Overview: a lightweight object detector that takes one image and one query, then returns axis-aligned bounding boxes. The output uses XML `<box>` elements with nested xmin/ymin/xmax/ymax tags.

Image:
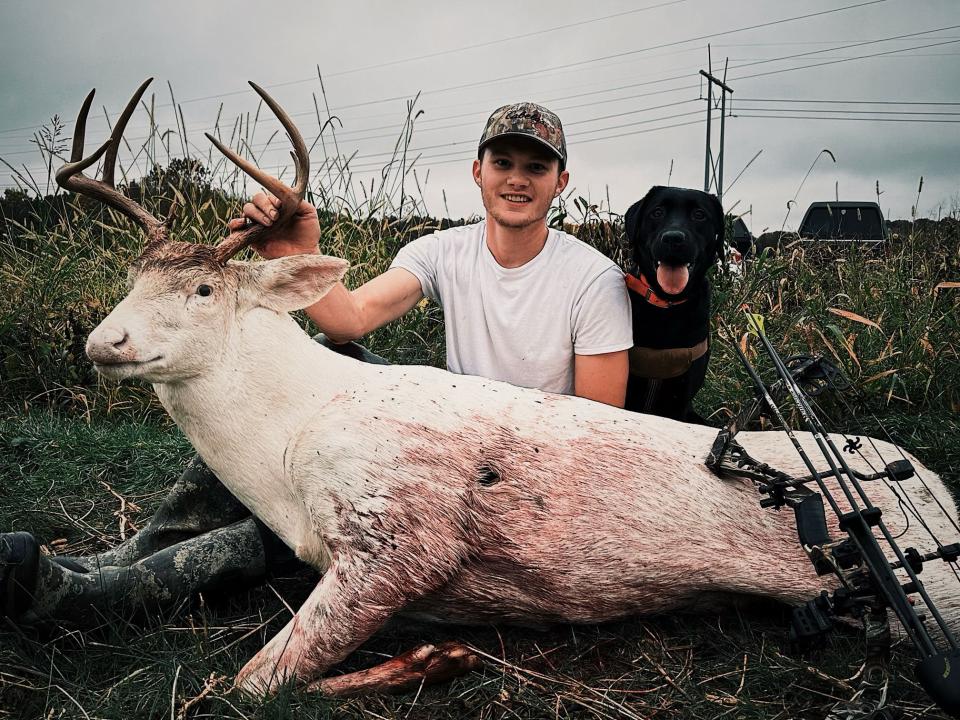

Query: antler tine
<box><xmin>252</xmin><ymin>81</ymin><xmax>309</xmax><ymax>197</ymax></box>
<box><xmin>69</xmin><ymin>89</ymin><xmax>97</xmax><ymax>163</ymax></box>
<box><xmin>56</xmin><ymin>78</ymin><xmax>169</xmax><ymax>245</ymax></box>
<box><xmin>207</xmin><ymin>81</ymin><xmax>310</xmax><ymax>264</ymax></box>
<box><xmin>103</xmin><ymin>77</ymin><xmax>153</xmax><ymax>188</ymax></box>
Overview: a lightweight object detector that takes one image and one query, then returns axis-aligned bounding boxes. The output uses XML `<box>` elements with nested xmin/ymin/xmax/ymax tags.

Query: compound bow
<box><xmin>707</xmin><ymin>313</ymin><xmax>960</xmax><ymax>718</ymax></box>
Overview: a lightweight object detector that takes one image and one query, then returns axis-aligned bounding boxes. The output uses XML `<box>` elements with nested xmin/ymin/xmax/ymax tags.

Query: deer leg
<box><xmin>309</xmin><ymin>640</ymin><xmax>480</xmax><ymax>696</ymax></box>
<box><xmin>234</xmin><ymin>550</ymin><xmax>457</xmax><ymax>697</ymax></box>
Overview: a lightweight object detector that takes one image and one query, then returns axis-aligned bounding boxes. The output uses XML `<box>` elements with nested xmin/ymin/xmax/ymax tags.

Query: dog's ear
<box><xmin>625</xmin><ymin>186</ymin><xmax>662</xmax><ymax>242</ymax></box>
<box><xmin>707</xmin><ymin>192</ymin><xmax>725</xmax><ymax>263</ymax></box>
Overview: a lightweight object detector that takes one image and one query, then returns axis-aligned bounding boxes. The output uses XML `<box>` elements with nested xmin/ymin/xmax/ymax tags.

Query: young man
<box><xmin>1</xmin><ymin>103</ymin><xmax>632</xmax><ymax>621</ymax></box>
<box><xmin>234</xmin><ymin>101</ymin><xmax>631</xmax><ymax>405</ymax></box>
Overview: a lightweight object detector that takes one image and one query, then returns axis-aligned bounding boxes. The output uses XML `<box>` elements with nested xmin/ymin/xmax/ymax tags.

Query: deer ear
<box><xmin>246</xmin><ymin>254</ymin><xmax>349</xmax><ymax>313</ymax></box>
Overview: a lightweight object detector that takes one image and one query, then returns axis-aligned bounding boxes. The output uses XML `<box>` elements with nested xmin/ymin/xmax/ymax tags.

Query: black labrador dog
<box><xmin>622</xmin><ymin>186</ymin><xmax>724</xmax><ymax>422</ymax></box>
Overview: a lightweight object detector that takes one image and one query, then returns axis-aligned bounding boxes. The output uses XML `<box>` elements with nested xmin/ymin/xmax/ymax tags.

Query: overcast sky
<box><xmin>1</xmin><ymin>0</ymin><xmax>958</xmax><ymax>234</ymax></box>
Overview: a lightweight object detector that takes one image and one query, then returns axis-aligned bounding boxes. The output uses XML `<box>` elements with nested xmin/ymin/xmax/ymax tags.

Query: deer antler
<box><xmin>206</xmin><ymin>82</ymin><xmax>309</xmax><ymax>265</ymax></box>
<box><xmin>56</xmin><ymin>78</ymin><xmax>169</xmax><ymax>249</ymax></box>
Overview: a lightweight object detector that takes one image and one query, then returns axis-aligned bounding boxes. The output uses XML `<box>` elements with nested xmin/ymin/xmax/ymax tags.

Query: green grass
<box><xmin>0</xmin><ymin>414</ymin><xmax>190</xmax><ymax>556</ymax></box>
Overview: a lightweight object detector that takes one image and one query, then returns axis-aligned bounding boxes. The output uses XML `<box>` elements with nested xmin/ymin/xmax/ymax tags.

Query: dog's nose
<box><xmin>660</xmin><ymin>230</ymin><xmax>686</xmax><ymax>246</ymax></box>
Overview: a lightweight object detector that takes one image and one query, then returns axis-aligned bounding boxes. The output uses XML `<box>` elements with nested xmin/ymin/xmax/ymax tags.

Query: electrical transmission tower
<box><xmin>701</xmin><ymin>47</ymin><xmax>733</xmax><ymax>203</ymax></box>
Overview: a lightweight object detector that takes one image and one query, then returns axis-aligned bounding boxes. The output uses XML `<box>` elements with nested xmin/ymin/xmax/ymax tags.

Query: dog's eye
<box><xmin>651</xmin><ymin>207</ymin><xmax>665</xmax><ymax>219</ymax></box>
<box><xmin>196</xmin><ymin>284</ymin><xmax>213</xmax><ymax>297</ymax></box>
<box><xmin>692</xmin><ymin>209</ymin><xmax>707</xmax><ymax>221</ymax></box>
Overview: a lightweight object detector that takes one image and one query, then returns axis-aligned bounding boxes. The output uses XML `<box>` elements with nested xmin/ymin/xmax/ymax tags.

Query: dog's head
<box><xmin>624</xmin><ymin>186</ymin><xmax>724</xmax><ymax>299</ymax></box>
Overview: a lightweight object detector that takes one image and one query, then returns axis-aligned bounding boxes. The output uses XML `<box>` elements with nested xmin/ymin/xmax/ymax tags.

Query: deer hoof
<box><xmin>235</xmin><ymin>650</ymin><xmax>300</xmax><ymax>698</ymax></box>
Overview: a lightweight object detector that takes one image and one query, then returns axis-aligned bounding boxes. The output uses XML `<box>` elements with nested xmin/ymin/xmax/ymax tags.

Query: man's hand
<box><xmin>226</xmin><ymin>191</ymin><xmax>321</xmax><ymax>260</ymax></box>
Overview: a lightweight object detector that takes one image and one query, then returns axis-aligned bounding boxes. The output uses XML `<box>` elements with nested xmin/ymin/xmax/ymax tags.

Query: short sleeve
<box><xmin>571</xmin><ymin>266</ymin><xmax>633</xmax><ymax>355</ymax></box>
<box><xmin>390</xmin><ymin>233</ymin><xmax>441</xmax><ymax>301</ymax></box>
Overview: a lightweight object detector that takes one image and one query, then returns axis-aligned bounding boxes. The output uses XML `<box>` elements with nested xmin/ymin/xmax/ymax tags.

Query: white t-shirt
<box><xmin>390</xmin><ymin>221</ymin><xmax>633</xmax><ymax>395</ymax></box>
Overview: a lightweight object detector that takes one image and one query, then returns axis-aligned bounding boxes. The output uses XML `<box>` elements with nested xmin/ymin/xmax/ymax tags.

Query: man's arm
<box><xmin>574</xmin><ymin>350</ymin><xmax>629</xmax><ymax>408</ymax></box>
<box><xmin>230</xmin><ymin>193</ymin><xmax>424</xmax><ymax>343</ymax></box>
<box><xmin>570</xmin><ymin>264</ymin><xmax>633</xmax><ymax>408</ymax></box>
<box><xmin>303</xmin><ymin>268</ymin><xmax>424</xmax><ymax>343</ymax></box>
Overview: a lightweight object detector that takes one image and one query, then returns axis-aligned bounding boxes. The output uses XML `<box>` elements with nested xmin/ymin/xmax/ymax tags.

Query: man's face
<box><xmin>473</xmin><ymin>138</ymin><xmax>569</xmax><ymax>230</ymax></box>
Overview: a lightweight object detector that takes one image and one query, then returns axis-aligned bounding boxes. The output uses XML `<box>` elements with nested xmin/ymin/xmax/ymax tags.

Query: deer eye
<box><xmin>196</xmin><ymin>284</ymin><xmax>212</xmax><ymax>297</ymax></box>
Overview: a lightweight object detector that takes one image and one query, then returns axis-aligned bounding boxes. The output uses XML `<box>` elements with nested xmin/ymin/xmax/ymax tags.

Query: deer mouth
<box><xmin>93</xmin><ymin>356</ymin><xmax>164</xmax><ymax>378</ymax></box>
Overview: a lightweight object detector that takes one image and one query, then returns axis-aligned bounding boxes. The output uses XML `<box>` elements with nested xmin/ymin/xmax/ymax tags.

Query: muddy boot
<box><xmin>1</xmin><ymin>532</ymin><xmax>40</xmax><ymax>618</ymax></box>
<box><xmin>19</xmin><ymin>517</ymin><xmax>290</xmax><ymax>623</ymax></box>
<box><xmin>56</xmin><ymin>455</ymin><xmax>251</xmax><ymax>572</ymax></box>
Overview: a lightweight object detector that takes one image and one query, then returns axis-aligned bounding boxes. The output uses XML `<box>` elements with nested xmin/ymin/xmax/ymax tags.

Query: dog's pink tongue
<box><xmin>656</xmin><ymin>264</ymin><xmax>689</xmax><ymax>295</ymax></box>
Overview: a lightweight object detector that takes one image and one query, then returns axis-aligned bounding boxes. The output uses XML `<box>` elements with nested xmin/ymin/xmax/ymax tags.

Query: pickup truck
<box><xmin>797</xmin><ymin>201</ymin><xmax>888</xmax><ymax>245</ymax></box>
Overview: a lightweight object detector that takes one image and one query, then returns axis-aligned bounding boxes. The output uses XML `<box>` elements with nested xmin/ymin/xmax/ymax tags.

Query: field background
<box><xmin>1</xmin><ymin>154</ymin><xmax>959</xmax><ymax>719</ymax></box>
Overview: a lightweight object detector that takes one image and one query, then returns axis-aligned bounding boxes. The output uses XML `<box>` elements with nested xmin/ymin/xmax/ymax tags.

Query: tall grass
<box><xmin>4</xmin><ymin>176</ymin><xmax>957</xmax><ymax>451</ymax></box>
<box><xmin>2</xmin><ymin>88</ymin><xmax>957</xmax><ymax>425</ymax></box>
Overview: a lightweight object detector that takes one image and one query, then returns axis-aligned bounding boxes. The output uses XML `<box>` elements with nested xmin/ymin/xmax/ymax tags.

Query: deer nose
<box><xmin>86</xmin><ymin>326</ymin><xmax>133</xmax><ymax>364</ymax></box>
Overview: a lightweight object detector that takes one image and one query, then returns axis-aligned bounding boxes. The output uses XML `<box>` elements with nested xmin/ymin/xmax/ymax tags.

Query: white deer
<box><xmin>60</xmin><ymin>80</ymin><xmax>960</xmax><ymax>698</ymax></box>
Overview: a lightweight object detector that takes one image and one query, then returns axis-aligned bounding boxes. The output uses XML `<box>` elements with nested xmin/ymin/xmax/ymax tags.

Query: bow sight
<box><xmin>708</xmin><ymin>314</ymin><xmax>960</xmax><ymax>718</ymax></box>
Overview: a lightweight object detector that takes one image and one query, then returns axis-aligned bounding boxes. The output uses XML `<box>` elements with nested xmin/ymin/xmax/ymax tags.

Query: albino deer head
<box><xmin>58</xmin><ymin>79</ymin><xmax>347</xmax><ymax>383</ymax></box>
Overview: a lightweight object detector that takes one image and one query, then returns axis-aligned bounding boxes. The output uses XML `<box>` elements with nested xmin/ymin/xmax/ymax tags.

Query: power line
<box><xmin>0</xmin><ymin>98</ymin><xmax>706</xmax><ymax>161</ymax></box>
<box><xmin>738</xmin><ymin>98</ymin><xmax>960</xmax><ymax>105</ymax></box>
<box><xmin>0</xmin><ymin>0</ymin><xmax>894</xmax><ymax>137</ymax></box>
<box><xmin>164</xmin><ymin>0</ymin><xmax>692</xmax><ymax>107</ymax></box>
<box><xmin>120</xmin><ymin>25</ymin><xmax>960</xmax><ymax>152</ymax></box>
<box><xmin>0</xmin><ymin>50</ymin><xmax>703</xmax><ymax>149</ymax></box>
<box><xmin>22</xmin><ymin>19</ymin><xmax>946</xmax><ymax>163</ymax></box>
<box><xmin>413</xmin><ymin>24</ymin><xmax>960</xmax><ymax>133</ymax></box>
<box><xmin>328</xmin><ymin>0</ymin><xmax>896</xmax><ymax>110</ymax></box>
<box><xmin>343</xmin><ymin>100</ymin><xmax>705</xmax><ymax>162</ymax></box>
<box><xmin>161</xmin><ymin>0</ymin><xmax>899</xmax><ymax>112</ymax></box>
<box><xmin>1</xmin><ymin>113</ymin><xmax>710</xmax><ymax>187</ymax></box>
<box><xmin>723</xmin><ymin>24</ymin><xmax>960</xmax><ymax>75</ymax></box>
<box><xmin>331</xmin><ymin>117</ymin><xmax>712</xmax><ymax>174</ymax></box>
<box><xmin>7</xmin><ymin>106</ymin><xmax>960</xmax><ymax>192</ymax></box>
<box><xmin>345</xmin><ymin>108</ymin><xmax>706</xmax><ymax>166</ymax></box>
<box><xmin>730</xmin><ymin>52</ymin><xmax>960</xmax><ymax>60</ymax></box>
<box><xmin>735</xmin><ymin>113</ymin><xmax>960</xmax><ymax>123</ymax></box>
<box><xmin>741</xmin><ymin>108</ymin><xmax>960</xmax><ymax>116</ymax></box>
<box><xmin>0</xmin><ymin>4</ymin><xmax>691</xmax><ymax>137</ymax></box>
<box><xmin>730</xmin><ymin>37</ymin><xmax>960</xmax><ymax>83</ymax></box>
<box><xmin>21</xmin><ymin>35</ymin><xmax>945</xmax><ymax>147</ymax></box>
<box><xmin>225</xmin><ymin>34</ymin><xmax>960</xmax><ymax>166</ymax></box>
<box><xmin>714</xmin><ymin>36</ymin><xmax>960</xmax><ymax>46</ymax></box>
<box><xmin>0</xmin><ymin>42</ymin><xmax>712</xmax><ymax>152</ymax></box>
<box><xmin>8</xmin><ymin>53</ymin><xmax>957</xmax><ymax>179</ymax></box>
<box><xmin>302</xmin><ymin>0</ymin><xmax>690</xmax><ymax>81</ymax></box>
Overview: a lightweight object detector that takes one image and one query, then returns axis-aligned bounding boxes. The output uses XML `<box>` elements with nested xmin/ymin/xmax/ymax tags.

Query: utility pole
<box><xmin>700</xmin><ymin>47</ymin><xmax>733</xmax><ymax>203</ymax></box>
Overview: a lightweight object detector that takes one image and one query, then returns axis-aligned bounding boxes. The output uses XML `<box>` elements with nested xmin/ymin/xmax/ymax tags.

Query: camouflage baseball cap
<box><xmin>478</xmin><ymin>102</ymin><xmax>567</xmax><ymax>170</ymax></box>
